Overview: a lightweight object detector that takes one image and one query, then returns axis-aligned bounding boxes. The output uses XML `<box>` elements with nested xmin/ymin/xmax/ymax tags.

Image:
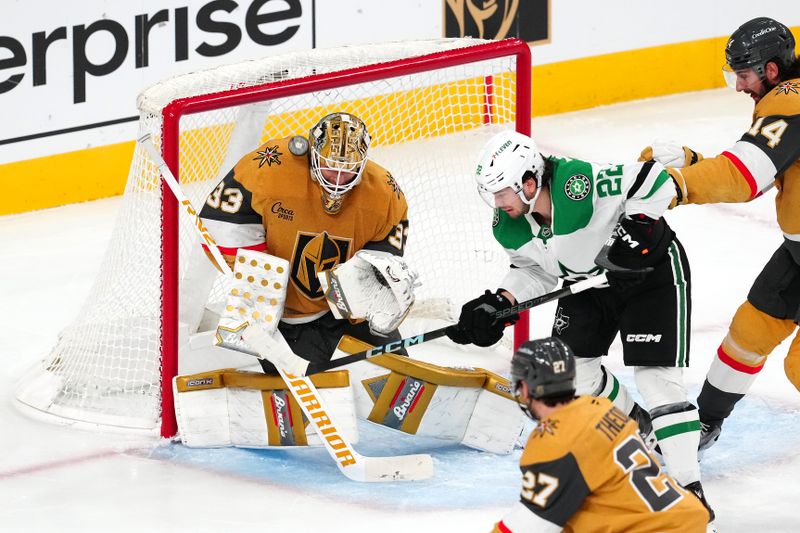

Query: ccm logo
<box><xmin>626</xmin><ymin>334</ymin><xmax>662</xmax><ymax>343</ymax></box>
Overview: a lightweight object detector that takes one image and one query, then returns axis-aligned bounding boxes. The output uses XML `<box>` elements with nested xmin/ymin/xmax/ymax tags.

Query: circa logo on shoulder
<box><xmin>564</xmin><ymin>174</ymin><xmax>591</xmax><ymax>201</ymax></box>
<box><xmin>271</xmin><ymin>201</ymin><xmax>294</xmax><ymax>221</ymax></box>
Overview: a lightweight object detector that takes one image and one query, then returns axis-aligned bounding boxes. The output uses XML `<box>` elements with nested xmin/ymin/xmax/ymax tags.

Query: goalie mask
<box><xmin>475</xmin><ymin>130</ymin><xmax>546</xmax><ymax>209</ymax></box>
<box><xmin>310</xmin><ymin>112</ymin><xmax>371</xmax><ymax>214</ymax></box>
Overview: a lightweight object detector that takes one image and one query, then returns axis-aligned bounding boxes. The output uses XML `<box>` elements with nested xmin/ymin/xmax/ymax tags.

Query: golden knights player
<box><xmin>643</xmin><ymin>17</ymin><xmax>800</xmax><ymax>450</ymax></box>
<box><xmin>199</xmin><ymin>112</ymin><xmax>416</xmax><ymax>373</ymax></box>
<box><xmin>447</xmin><ymin>131</ymin><xmax>714</xmax><ymax>519</ymax></box>
<box><xmin>494</xmin><ymin>337</ymin><xmax>709</xmax><ymax>533</ymax></box>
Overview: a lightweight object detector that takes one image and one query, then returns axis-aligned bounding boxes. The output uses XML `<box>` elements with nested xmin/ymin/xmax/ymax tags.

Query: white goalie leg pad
<box><xmin>319</xmin><ymin>250</ymin><xmax>419</xmax><ymax>335</ymax></box>
<box><xmin>173</xmin><ymin>369</ymin><xmax>357</xmax><ymax>448</ymax></box>
<box><xmin>461</xmin><ymin>374</ymin><xmax>527</xmax><ymax>455</ymax></box>
<box><xmin>215</xmin><ymin>249</ymin><xmax>290</xmax><ymax>356</ymax></box>
<box><xmin>333</xmin><ymin>336</ymin><xmax>524</xmax><ymax>454</ymax></box>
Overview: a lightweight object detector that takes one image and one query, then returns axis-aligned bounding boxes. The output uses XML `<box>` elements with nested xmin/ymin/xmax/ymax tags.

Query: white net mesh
<box><xmin>16</xmin><ymin>38</ymin><xmax>527</xmax><ymax>434</ymax></box>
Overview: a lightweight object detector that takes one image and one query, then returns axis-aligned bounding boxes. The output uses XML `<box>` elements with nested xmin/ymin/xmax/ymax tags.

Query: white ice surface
<box><xmin>1</xmin><ymin>88</ymin><xmax>798</xmax><ymax>532</ymax></box>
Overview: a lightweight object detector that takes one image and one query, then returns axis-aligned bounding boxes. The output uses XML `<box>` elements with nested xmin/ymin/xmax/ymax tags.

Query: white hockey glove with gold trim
<box><xmin>319</xmin><ymin>250</ymin><xmax>419</xmax><ymax>336</ymax></box>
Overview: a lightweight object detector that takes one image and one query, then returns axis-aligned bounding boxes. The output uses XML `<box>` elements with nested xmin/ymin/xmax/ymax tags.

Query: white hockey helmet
<box><xmin>310</xmin><ymin>112</ymin><xmax>371</xmax><ymax>214</ymax></box>
<box><xmin>474</xmin><ymin>130</ymin><xmax>546</xmax><ymax>208</ymax></box>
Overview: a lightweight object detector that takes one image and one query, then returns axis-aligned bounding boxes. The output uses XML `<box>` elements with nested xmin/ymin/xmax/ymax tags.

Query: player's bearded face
<box><xmin>492</xmin><ymin>186</ymin><xmax>529</xmax><ymax>218</ymax></box>
<box><xmin>514</xmin><ymin>382</ymin><xmax>541</xmax><ymax>421</ymax></box>
<box><xmin>723</xmin><ymin>65</ymin><xmax>769</xmax><ymax>103</ymax></box>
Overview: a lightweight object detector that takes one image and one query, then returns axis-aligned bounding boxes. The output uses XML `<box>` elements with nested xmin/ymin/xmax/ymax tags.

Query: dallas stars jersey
<box><xmin>494</xmin><ymin>157</ymin><xmax>675</xmax><ymax>303</ymax></box>
<box><xmin>668</xmin><ymin>78</ymin><xmax>800</xmax><ymax>240</ymax></box>
<box><xmin>494</xmin><ymin>397</ymin><xmax>708</xmax><ymax>533</ymax></box>
<box><xmin>199</xmin><ymin>136</ymin><xmax>409</xmax><ymax>320</ymax></box>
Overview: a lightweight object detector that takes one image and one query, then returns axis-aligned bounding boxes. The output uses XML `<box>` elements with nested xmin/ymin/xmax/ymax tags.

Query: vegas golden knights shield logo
<box><xmin>443</xmin><ymin>0</ymin><xmax>550</xmax><ymax>45</ymax></box>
<box><xmin>290</xmin><ymin>231</ymin><xmax>351</xmax><ymax>299</ymax></box>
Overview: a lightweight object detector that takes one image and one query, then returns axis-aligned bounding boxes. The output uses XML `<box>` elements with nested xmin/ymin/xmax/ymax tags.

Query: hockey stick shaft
<box><xmin>139</xmin><ymin>135</ymin><xmax>432</xmax><ymax>482</ymax></box>
<box><xmin>311</xmin><ymin>273</ymin><xmax>609</xmax><ymax>373</ymax></box>
<box><xmin>139</xmin><ymin>134</ymin><xmax>229</xmax><ymax>274</ymax></box>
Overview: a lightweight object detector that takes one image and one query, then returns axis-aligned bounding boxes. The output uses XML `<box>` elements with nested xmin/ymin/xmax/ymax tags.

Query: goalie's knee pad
<box><xmin>634</xmin><ymin>366</ymin><xmax>688</xmax><ymax>409</ymax></box>
<box><xmin>336</xmin><ymin>336</ymin><xmax>525</xmax><ymax>454</ymax></box>
<box><xmin>173</xmin><ymin>369</ymin><xmax>356</xmax><ymax>448</ymax></box>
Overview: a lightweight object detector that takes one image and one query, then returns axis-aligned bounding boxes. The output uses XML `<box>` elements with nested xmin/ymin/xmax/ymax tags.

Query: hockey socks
<box><xmin>596</xmin><ymin>365</ymin><xmax>636</xmax><ymax>415</ymax></box>
<box><xmin>698</xmin><ymin>340</ymin><xmax>764</xmax><ymax>423</ymax></box>
<box><xmin>650</xmin><ymin>402</ymin><xmax>701</xmax><ymax>486</ymax></box>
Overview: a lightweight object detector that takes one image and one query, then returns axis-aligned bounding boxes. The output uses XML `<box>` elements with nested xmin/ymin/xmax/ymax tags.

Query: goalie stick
<box><xmin>139</xmin><ymin>134</ymin><xmax>433</xmax><ymax>482</ymax></box>
<box><xmin>243</xmin><ymin>273</ymin><xmax>610</xmax><ymax>378</ymax></box>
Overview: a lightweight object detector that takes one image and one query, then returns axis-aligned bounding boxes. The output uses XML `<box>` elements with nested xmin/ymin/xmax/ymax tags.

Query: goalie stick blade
<box><xmin>357</xmin><ymin>452</ymin><xmax>434</xmax><ymax>482</ymax></box>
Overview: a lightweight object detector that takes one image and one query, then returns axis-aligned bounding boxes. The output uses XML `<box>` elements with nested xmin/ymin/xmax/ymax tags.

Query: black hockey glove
<box><xmin>596</xmin><ymin>214</ymin><xmax>673</xmax><ymax>291</ymax></box>
<box><xmin>445</xmin><ymin>290</ymin><xmax>518</xmax><ymax>347</ymax></box>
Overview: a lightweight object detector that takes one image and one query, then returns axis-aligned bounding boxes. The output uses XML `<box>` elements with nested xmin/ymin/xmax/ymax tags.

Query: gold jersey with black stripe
<box><xmin>199</xmin><ymin>136</ymin><xmax>409</xmax><ymax>319</ymax></box>
<box><xmin>668</xmin><ymin>78</ymin><xmax>800</xmax><ymax>239</ymax></box>
<box><xmin>494</xmin><ymin>396</ymin><xmax>708</xmax><ymax>533</ymax></box>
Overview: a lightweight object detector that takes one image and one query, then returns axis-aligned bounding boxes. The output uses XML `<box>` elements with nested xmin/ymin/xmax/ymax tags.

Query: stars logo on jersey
<box><xmin>564</xmin><ymin>174</ymin><xmax>591</xmax><ymax>201</ymax></box>
<box><xmin>554</xmin><ymin>307</ymin><xmax>570</xmax><ymax>334</ymax></box>
<box><xmin>254</xmin><ymin>145</ymin><xmax>283</xmax><ymax>168</ymax></box>
<box><xmin>558</xmin><ymin>262</ymin><xmax>603</xmax><ymax>281</ymax></box>
<box><xmin>290</xmin><ymin>231</ymin><xmax>351</xmax><ymax>298</ymax></box>
<box><xmin>775</xmin><ymin>81</ymin><xmax>800</xmax><ymax>96</ymax></box>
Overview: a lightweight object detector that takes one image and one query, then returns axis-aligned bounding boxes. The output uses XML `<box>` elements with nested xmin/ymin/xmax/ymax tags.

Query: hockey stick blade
<box><xmin>311</xmin><ymin>273</ymin><xmax>610</xmax><ymax>374</ymax></box>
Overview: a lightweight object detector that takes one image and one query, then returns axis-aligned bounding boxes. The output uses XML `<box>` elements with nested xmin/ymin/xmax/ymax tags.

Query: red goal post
<box><xmin>16</xmin><ymin>38</ymin><xmax>532</xmax><ymax>438</ymax></box>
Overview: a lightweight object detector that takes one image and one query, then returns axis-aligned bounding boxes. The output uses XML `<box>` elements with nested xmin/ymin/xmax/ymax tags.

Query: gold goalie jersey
<box><xmin>667</xmin><ymin>78</ymin><xmax>800</xmax><ymax>239</ymax></box>
<box><xmin>199</xmin><ymin>136</ymin><xmax>409</xmax><ymax>319</ymax></box>
<box><xmin>493</xmin><ymin>397</ymin><xmax>708</xmax><ymax>533</ymax></box>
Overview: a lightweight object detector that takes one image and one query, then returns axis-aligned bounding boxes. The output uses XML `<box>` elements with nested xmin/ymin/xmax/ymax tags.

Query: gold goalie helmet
<box><xmin>309</xmin><ymin>112</ymin><xmax>371</xmax><ymax>214</ymax></box>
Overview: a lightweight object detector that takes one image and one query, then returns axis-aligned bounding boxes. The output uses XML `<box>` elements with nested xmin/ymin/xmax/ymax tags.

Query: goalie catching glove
<box><xmin>445</xmin><ymin>290</ymin><xmax>518</xmax><ymax>347</ymax></box>
<box><xmin>319</xmin><ymin>250</ymin><xmax>420</xmax><ymax>336</ymax></box>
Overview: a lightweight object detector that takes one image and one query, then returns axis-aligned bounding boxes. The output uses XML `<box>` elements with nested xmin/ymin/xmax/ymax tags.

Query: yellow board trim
<box><xmin>5</xmin><ymin>29</ymin><xmax>798</xmax><ymax>216</ymax></box>
<box><xmin>0</xmin><ymin>140</ymin><xmax>135</xmax><ymax>215</ymax></box>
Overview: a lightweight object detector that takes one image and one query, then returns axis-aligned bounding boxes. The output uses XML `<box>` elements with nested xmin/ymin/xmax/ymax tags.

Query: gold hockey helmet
<box><xmin>309</xmin><ymin>112</ymin><xmax>371</xmax><ymax>214</ymax></box>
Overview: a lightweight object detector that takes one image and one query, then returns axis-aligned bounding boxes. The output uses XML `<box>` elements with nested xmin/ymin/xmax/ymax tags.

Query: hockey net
<box><xmin>15</xmin><ymin>38</ymin><xmax>531</xmax><ymax>437</ymax></box>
